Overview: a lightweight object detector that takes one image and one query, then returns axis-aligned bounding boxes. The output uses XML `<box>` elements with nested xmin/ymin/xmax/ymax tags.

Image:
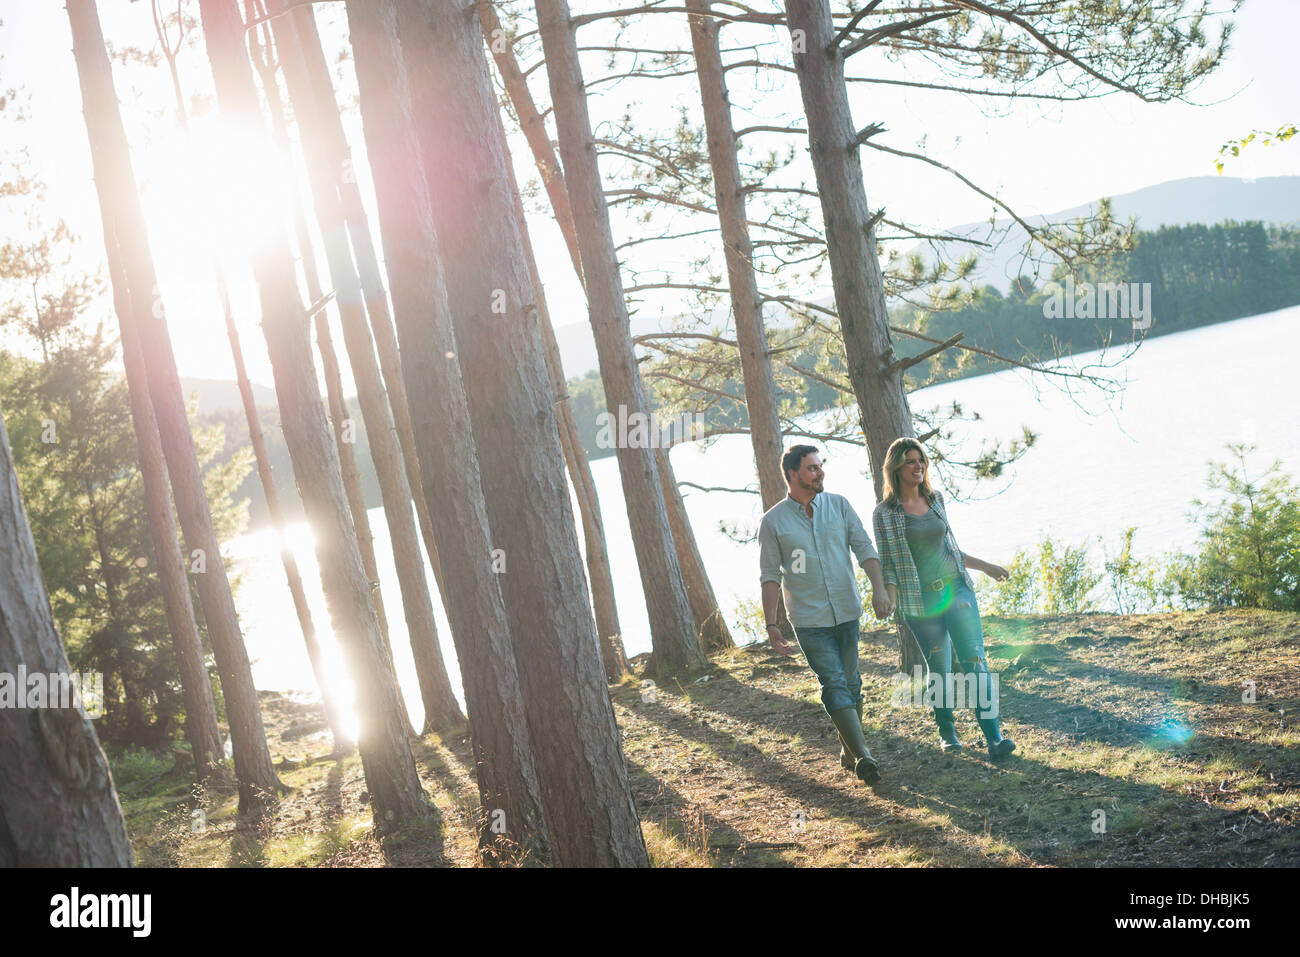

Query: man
<box><xmin>758</xmin><ymin>445</ymin><xmax>893</xmax><ymax>784</ymax></box>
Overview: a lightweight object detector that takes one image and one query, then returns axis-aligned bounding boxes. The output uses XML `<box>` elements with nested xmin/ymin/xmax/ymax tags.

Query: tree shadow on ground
<box><xmin>639</xmin><ymin>662</ymin><xmax>1276</xmax><ymax>865</ymax></box>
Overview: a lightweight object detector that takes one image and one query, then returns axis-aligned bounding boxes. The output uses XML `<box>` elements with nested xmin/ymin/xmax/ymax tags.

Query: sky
<box><xmin>1</xmin><ymin>0</ymin><xmax>1297</xmax><ymax>392</ymax></box>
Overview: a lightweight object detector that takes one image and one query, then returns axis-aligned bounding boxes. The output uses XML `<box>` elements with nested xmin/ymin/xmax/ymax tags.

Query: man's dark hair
<box><xmin>782</xmin><ymin>445</ymin><xmax>819</xmax><ymax>484</ymax></box>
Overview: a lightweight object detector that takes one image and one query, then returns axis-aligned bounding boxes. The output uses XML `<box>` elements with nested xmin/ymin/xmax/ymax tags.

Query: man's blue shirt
<box><xmin>758</xmin><ymin>492</ymin><xmax>880</xmax><ymax>628</ymax></box>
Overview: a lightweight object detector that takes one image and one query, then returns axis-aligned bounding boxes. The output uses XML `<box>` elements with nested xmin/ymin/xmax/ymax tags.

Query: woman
<box><xmin>871</xmin><ymin>437</ymin><xmax>1017</xmax><ymax>758</ymax></box>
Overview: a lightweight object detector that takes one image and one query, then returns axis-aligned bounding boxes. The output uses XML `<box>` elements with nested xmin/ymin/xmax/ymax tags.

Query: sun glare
<box><xmin>138</xmin><ymin>114</ymin><xmax>296</xmax><ymax>271</ymax></box>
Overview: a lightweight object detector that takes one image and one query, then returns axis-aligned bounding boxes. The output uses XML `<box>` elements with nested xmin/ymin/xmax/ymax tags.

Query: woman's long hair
<box><xmin>881</xmin><ymin>437</ymin><xmax>935</xmax><ymax>507</ymax></box>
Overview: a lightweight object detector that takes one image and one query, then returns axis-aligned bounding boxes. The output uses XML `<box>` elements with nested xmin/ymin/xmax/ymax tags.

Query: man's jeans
<box><xmin>793</xmin><ymin>619</ymin><xmax>862</xmax><ymax>715</ymax></box>
<box><xmin>903</xmin><ymin>581</ymin><xmax>1002</xmax><ymax>736</ymax></box>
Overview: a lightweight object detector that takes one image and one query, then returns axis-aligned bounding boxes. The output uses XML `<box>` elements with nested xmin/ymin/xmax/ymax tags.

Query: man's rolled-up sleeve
<box><xmin>844</xmin><ymin>499</ymin><xmax>880</xmax><ymax>567</ymax></box>
<box><xmin>758</xmin><ymin>515</ymin><xmax>783</xmax><ymax>585</ymax></box>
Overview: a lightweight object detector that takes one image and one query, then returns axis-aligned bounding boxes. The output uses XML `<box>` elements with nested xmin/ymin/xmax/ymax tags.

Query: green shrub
<box><xmin>979</xmin><ymin>535</ymin><xmax>1099</xmax><ymax>615</ymax></box>
<box><xmin>1164</xmin><ymin>444</ymin><xmax>1300</xmax><ymax>611</ymax></box>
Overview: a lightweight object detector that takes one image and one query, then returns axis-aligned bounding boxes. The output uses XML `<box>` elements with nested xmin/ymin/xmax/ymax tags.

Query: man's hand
<box><xmin>767</xmin><ymin>624</ymin><xmax>797</xmax><ymax>656</ymax></box>
<box><xmin>984</xmin><ymin>563</ymin><xmax>1010</xmax><ymax>582</ymax></box>
<box><xmin>872</xmin><ymin>592</ymin><xmax>895</xmax><ymax>620</ymax></box>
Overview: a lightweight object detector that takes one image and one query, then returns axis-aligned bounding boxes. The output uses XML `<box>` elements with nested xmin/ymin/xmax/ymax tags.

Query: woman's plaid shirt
<box><xmin>872</xmin><ymin>490</ymin><xmax>975</xmax><ymax>618</ymax></box>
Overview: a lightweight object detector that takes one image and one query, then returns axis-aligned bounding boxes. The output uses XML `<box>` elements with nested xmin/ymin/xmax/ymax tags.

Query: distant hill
<box><xmin>551</xmin><ymin>174</ymin><xmax>1300</xmax><ymax>378</ymax></box>
<box><xmin>180</xmin><ymin>376</ymin><xmax>277</xmax><ymax>417</ymax></box>
<box><xmin>926</xmin><ymin>175</ymin><xmax>1300</xmax><ymax>288</ymax></box>
<box><xmin>186</xmin><ymin>175</ymin><xmax>1300</xmax><ymax>412</ymax></box>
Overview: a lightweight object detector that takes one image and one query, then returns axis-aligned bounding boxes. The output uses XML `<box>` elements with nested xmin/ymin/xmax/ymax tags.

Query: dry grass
<box><xmin>118</xmin><ymin>607</ymin><xmax>1300</xmax><ymax>867</ymax></box>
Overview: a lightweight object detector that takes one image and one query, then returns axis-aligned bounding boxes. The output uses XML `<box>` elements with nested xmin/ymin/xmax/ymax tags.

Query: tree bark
<box><xmin>535</xmin><ymin>0</ymin><xmax>707</xmax><ymax>678</ymax></box>
<box><xmin>783</xmin><ymin>0</ymin><xmax>916</xmax><ymax>497</ymax></box>
<box><xmin>345</xmin><ymin>0</ymin><xmax>551</xmax><ymax>859</ymax></box>
<box><xmin>267</xmin><ymin>1</ymin><xmax>463</xmax><ymax>736</ymax></box>
<box><xmin>654</xmin><ymin>445</ymin><xmax>733</xmax><ymax>652</ymax></box>
<box><xmin>67</xmin><ymin>0</ymin><xmax>282</xmax><ymax>815</ymax></box>
<box><xmin>492</xmin><ymin>95</ymin><xmax>630</xmax><ymax>681</ymax></box>
<box><xmin>0</xmin><ymin>409</ymin><xmax>134</xmax><ymax>867</ymax></box>
<box><xmin>151</xmin><ymin>3</ymin><xmax>352</xmax><ymax>761</ymax></box>
<box><xmin>686</xmin><ymin>0</ymin><xmax>787</xmax><ymax>511</ymax></box>
<box><xmin>245</xmin><ymin>27</ymin><xmax>412</xmax><ymax>731</ymax></box>
<box><xmin>110</xmin><ymin>225</ymin><xmax>228</xmax><ymax>786</ymax></box>
<box><xmin>395</xmin><ymin>0</ymin><xmax>647</xmax><ymax>866</ymax></box>
<box><xmin>478</xmin><ymin>2</ymin><xmax>627</xmax><ymax>677</ymax></box>
<box><xmin>280</xmin><ymin>2</ymin><xmax>450</xmax><ymax>602</ymax></box>
<box><xmin>218</xmin><ymin>271</ymin><xmax>354</xmax><ymax>753</ymax></box>
<box><xmin>195</xmin><ymin>0</ymin><xmax>431</xmax><ymax>830</ymax></box>
<box><xmin>783</xmin><ymin>0</ymin><xmax>919</xmax><ymax>670</ymax></box>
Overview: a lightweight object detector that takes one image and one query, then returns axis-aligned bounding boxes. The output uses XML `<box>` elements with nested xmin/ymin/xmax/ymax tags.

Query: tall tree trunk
<box><xmin>195</xmin><ymin>0</ymin><xmax>431</xmax><ymax>830</ymax></box>
<box><xmin>686</xmin><ymin>0</ymin><xmax>786</xmax><ymax>511</ymax></box>
<box><xmin>535</xmin><ymin>0</ymin><xmax>707</xmax><ymax>678</ymax></box>
<box><xmin>67</xmin><ymin>0</ymin><xmax>282</xmax><ymax>815</ymax></box>
<box><xmin>344</xmin><ymin>0</ymin><xmax>551</xmax><ymax>859</ymax></box>
<box><xmin>279</xmin><ymin>1</ymin><xmax>449</xmax><ymax>601</ymax></box>
<box><xmin>245</xmin><ymin>25</ymin><xmax>415</xmax><ymax>731</ymax></box>
<box><xmin>0</xmin><ymin>409</ymin><xmax>134</xmax><ymax>867</ymax></box>
<box><xmin>654</xmin><ymin>446</ymin><xmax>733</xmax><ymax>652</ymax></box>
<box><xmin>491</xmin><ymin>88</ymin><xmax>629</xmax><ymax>681</ymax></box>
<box><xmin>267</xmin><ymin>1</ymin><xmax>463</xmax><ymax>736</ymax></box>
<box><xmin>219</xmin><ymin>272</ymin><xmax>355</xmax><ymax>753</ymax></box>
<box><xmin>478</xmin><ymin>2</ymin><xmax>626</xmax><ymax>677</ymax></box>
<box><xmin>395</xmin><ymin>0</ymin><xmax>647</xmax><ymax>867</ymax></box>
<box><xmin>783</xmin><ymin>0</ymin><xmax>919</xmax><ymax>671</ymax></box>
<box><xmin>783</xmin><ymin>0</ymin><xmax>915</xmax><ymax>493</ymax></box>
<box><xmin>159</xmin><ymin>8</ymin><xmax>353</xmax><ymax>754</ymax></box>
<box><xmin>486</xmin><ymin>3</ymin><xmax>729</xmax><ymax>663</ymax></box>
<box><xmin>105</xmin><ymin>238</ymin><xmax>228</xmax><ymax>785</ymax></box>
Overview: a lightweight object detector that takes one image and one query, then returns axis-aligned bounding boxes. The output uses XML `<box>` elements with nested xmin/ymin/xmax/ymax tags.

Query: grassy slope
<box><xmin>116</xmin><ymin>608</ymin><xmax>1300</xmax><ymax>867</ymax></box>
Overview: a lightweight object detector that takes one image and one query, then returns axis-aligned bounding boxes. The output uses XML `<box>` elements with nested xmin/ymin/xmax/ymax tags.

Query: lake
<box><xmin>225</xmin><ymin>304</ymin><xmax>1300</xmax><ymax>728</ymax></box>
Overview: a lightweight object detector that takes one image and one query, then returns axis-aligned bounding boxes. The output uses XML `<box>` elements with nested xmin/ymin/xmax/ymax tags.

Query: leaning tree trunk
<box><xmin>491</xmin><ymin>93</ymin><xmax>630</xmax><ymax>681</ymax></box>
<box><xmin>784</xmin><ymin>0</ymin><xmax>919</xmax><ymax>670</ymax></box>
<box><xmin>478</xmin><ymin>1</ymin><xmax>627</xmax><ymax>677</ymax></box>
<box><xmin>280</xmin><ymin>1</ymin><xmax>449</xmax><ymax>600</ymax></box>
<box><xmin>396</xmin><ymin>0</ymin><xmax>647</xmax><ymax>867</ymax></box>
<box><xmin>783</xmin><ymin>0</ymin><xmax>915</xmax><ymax>491</ymax></box>
<box><xmin>157</xmin><ymin>14</ymin><xmax>352</xmax><ymax>758</ymax></box>
<box><xmin>535</xmin><ymin>0</ymin><xmax>707</xmax><ymax>678</ymax></box>
<box><xmin>67</xmin><ymin>0</ymin><xmax>282</xmax><ymax>815</ymax></box>
<box><xmin>196</xmin><ymin>0</ymin><xmax>431</xmax><ymax>830</ymax></box>
<box><xmin>654</xmin><ymin>446</ymin><xmax>733</xmax><ymax>652</ymax></box>
<box><xmin>687</xmin><ymin>0</ymin><xmax>798</xmax><ymax>643</ymax></box>
<box><xmin>268</xmin><ymin>2</ymin><xmax>463</xmax><ymax>736</ymax></box>
<box><xmin>0</xmin><ymin>409</ymin><xmax>133</xmax><ymax>866</ymax></box>
<box><xmin>219</xmin><ymin>272</ymin><xmax>354</xmax><ymax>752</ymax></box>
<box><xmin>109</xmin><ymin>226</ymin><xmax>228</xmax><ymax>785</ymax></box>
<box><xmin>487</xmin><ymin>2</ymin><xmax>729</xmax><ymax>664</ymax></box>
<box><xmin>246</xmin><ymin>26</ymin><xmax>416</xmax><ymax>732</ymax></box>
<box><xmin>345</xmin><ymin>0</ymin><xmax>552</xmax><ymax>860</ymax></box>
<box><xmin>686</xmin><ymin>0</ymin><xmax>786</xmax><ymax>510</ymax></box>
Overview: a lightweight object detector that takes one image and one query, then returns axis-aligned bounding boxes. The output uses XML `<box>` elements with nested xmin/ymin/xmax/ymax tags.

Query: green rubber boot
<box><xmin>830</xmin><ymin>706</ymin><xmax>880</xmax><ymax>785</ymax></box>
<box><xmin>838</xmin><ymin>702</ymin><xmax>863</xmax><ymax>770</ymax></box>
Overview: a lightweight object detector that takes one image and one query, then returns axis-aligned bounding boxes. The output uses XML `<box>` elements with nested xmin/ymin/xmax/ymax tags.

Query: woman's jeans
<box><xmin>903</xmin><ymin>581</ymin><xmax>1003</xmax><ymax>742</ymax></box>
<box><xmin>792</xmin><ymin>619</ymin><xmax>862</xmax><ymax>715</ymax></box>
